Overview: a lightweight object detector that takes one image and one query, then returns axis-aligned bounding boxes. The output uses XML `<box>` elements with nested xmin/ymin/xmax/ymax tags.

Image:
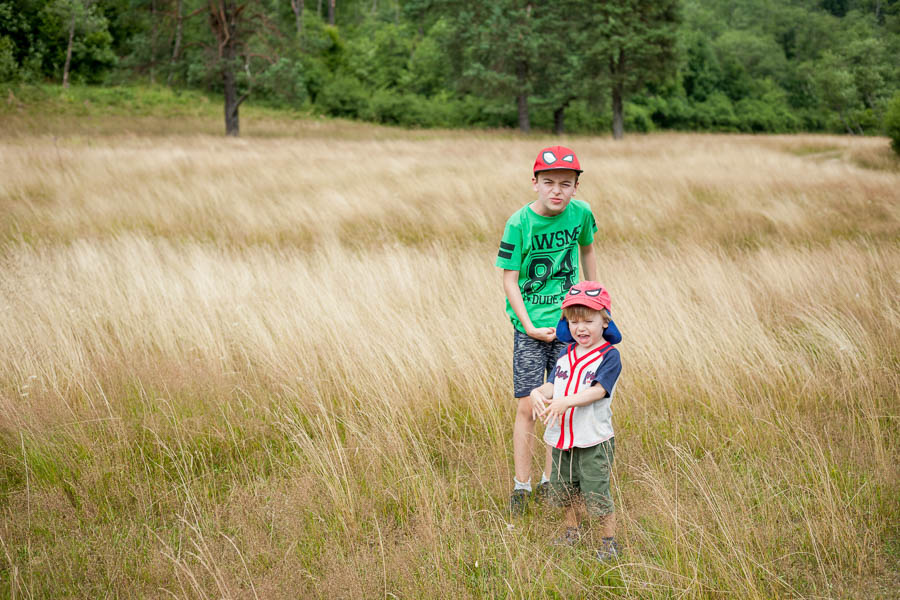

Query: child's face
<box><xmin>531</xmin><ymin>170</ymin><xmax>579</xmax><ymax>216</ymax></box>
<box><xmin>567</xmin><ymin>311</ymin><xmax>609</xmax><ymax>350</ymax></box>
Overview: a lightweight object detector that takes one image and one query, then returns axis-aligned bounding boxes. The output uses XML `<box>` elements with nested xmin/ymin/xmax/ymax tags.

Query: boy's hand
<box><xmin>527</xmin><ymin>326</ymin><xmax>557</xmax><ymax>343</ymax></box>
<box><xmin>541</xmin><ymin>398</ymin><xmax>571</xmax><ymax>427</ymax></box>
<box><xmin>530</xmin><ymin>389</ymin><xmax>548</xmax><ymax>420</ymax></box>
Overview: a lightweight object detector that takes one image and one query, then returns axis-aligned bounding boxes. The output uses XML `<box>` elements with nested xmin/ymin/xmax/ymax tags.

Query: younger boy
<box><xmin>531</xmin><ymin>281</ymin><xmax>623</xmax><ymax>561</ymax></box>
<box><xmin>495</xmin><ymin>146</ymin><xmax>619</xmax><ymax>514</ymax></box>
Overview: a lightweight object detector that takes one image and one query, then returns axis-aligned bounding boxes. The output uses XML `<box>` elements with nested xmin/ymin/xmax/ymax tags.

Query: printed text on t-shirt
<box><xmin>531</xmin><ymin>226</ymin><xmax>582</xmax><ymax>250</ymax></box>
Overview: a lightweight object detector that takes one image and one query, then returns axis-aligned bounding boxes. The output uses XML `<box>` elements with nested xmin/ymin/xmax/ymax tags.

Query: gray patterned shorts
<box><xmin>512</xmin><ymin>329</ymin><xmax>568</xmax><ymax>398</ymax></box>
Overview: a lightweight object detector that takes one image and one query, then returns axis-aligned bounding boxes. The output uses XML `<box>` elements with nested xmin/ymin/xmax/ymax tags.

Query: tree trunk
<box><xmin>291</xmin><ymin>0</ymin><xmax>303</xmax><ymax>37</ymax></box>
<box><xmin>168</xmin><ymin>0</ymin><xmax>184</xmax><ymax>84</ymax></box>
<box><xmin>553</xmin><ymin>105</ymin><xmax>566</xmax><ymax>135</ymax></box>
<box><xmin>210</xmin><ymin>0</ymin><xmax>251</xmax><ymax>136</ymax></box>
<box><xmin>328</xmin><ymin>0</ymin><xmax>335</xmax><ymax>25</ymax></box>
<box><xmin>516</xmin><ymin>60</ymin><xmax>530</xmax><ymax>133</ymax></box>
<box><xmin>150</xmin><ymin>0</ymin><xmax>158</xmax><ymax>83</ymax></box>
<box><xmin>837</xmin><ymin>111</ymin><xmax>854</xmax><ymax>135</ymax></box>
<box><xmin>223</xmin><ymin>62</ymin><xmax>240</xmax><ymax>136</ymax></box>
<box><xmin>516</xmin><ymin>93</ymin><xmax>530</xmax><ymax>133</ymax></box>
<box><xmin>611</xmin><ymin>83</ymin><xmax>624</xmax><ymax>140</ymax></box>
<box><xmin>62</xmin><ymin>14</ymin><xmax>75</xmax><ymax>88</ymax></box>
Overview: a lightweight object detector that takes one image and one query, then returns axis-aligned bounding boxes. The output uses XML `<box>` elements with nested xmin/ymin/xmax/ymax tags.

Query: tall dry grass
<box><xmin>0</xmin><ymin>128</ymin><xmax>898</xmax><ymax>599</ymax></box>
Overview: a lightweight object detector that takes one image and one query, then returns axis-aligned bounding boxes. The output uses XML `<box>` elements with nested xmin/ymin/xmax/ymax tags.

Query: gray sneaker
<box><xmin>509</xmin><ymin>489</ymin><xmax>529</xmax><ymax>515</ymax></box>
<box><xmin>596</xmin><ymin>538</ymin><xmax>621</xmax><ymax>562</ymax></box>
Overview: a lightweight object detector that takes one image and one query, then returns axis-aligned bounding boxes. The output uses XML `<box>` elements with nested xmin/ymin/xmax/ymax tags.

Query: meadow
<box><xmin>0</xmin><ymin>110</ymin><xmax>898</xmax><ymax>598</ymax></box>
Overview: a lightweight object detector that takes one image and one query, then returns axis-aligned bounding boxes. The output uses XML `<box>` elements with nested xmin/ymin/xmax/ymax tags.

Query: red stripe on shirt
<box><xmin>556</xmin><ymin>408</ymin><xmax>568</xmax><ymax>449</ymax></box>
<box><xmin>556</xmin><ymin>343</ymin><xmax>616</xmax><ymax>449</ymax></box>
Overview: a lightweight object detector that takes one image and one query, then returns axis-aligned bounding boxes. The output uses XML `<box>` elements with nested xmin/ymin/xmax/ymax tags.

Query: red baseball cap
<box><xmin>533</xmin><ymin>145</ymin><xmax>582</xmax><ymax>175</ymax></box>
<box><xmin>561</xmin><ymin>281</ymin><xmax>611</xmax><ymax>312</ymax></box>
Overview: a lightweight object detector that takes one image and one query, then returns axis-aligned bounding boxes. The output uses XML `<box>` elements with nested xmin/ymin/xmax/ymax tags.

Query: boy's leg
<box><xmin>598</xmin><ymin>513</ymin><xmax>616</xmax><ymax>539</ymax></box>
<box><xmin>577</xmin><ymin>439</ymin><xmax>619</xmax><ymax>559</ymax></box>
<box><xmin>549</xmin><ymin>447</ymin><xmax>585</xmax><ymax>545</ymax></box>
<box><xmin>511</xmin><ymin>331</ymin><xmax>551</xmax><ymax>491</ymax></box>
<box><xmin>564</xmin><ymin>496</ymin><xmax>586</xmax><ymax>529</ymax></box>
<box><xmin>543</xmin><ymin>444</ymin><xmax>554</xmax><ymax>483</ymax></box>
<box><xmin>513</xmin><ymin>395</ymin><xmax>537</xmax><ymax>483</ymax></box>
<box><xmin>579</xmin><ymin>438</ymin><xmax>615</xmax><ymax>517</ymax></box>
<box><xmin>534</xmin><ymin>338</ymin><xmax>567</xmax><ymax>489</ymax></box>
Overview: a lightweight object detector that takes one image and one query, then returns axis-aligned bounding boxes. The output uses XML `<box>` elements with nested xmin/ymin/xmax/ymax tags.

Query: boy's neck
<box><xmin>574</xmin><ymin>340</ymin><xmax>606</xmax><ymax>355</ymax></box>
<box><xmin>529</xmin><ymin>201</ymin><xmax>559</xmax><ymax>218</ymax></box>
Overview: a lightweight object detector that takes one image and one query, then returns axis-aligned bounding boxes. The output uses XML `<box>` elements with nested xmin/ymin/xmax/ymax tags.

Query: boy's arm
<box><xmin>529</xmin><ymin>382</ymin><xmax>554</xmax><ymax>421</ymax></box>
<box><xmin>502</xmin><ymin>269</ymin><xmax>556</xmax><ymax>342</ymax></box>
<box><xmin>539</xmin><ymin>384</ymin><xmax>608</xmax><ymax>426</ymax></box>
<box><xmin>579</xmin><ymin>243</ymin><xmax>597</xmax><ymax>281</ymax></box>
<box><xmin>538</xmin><ymin>348</ymin><xmax>621</xmax><ymax>426</ymax></box>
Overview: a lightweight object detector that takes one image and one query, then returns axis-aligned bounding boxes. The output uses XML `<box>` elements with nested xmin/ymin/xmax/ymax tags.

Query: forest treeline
<box><xmin>1</xmin><ymin>0</ymin><xmax>899</xmax><ymax>137</ymax></box>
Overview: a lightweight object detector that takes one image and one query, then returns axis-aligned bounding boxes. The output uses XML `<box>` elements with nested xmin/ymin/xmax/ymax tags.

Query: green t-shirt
<box><xmin>495</xmin><ymin>199</ymin><xmax>598</xmax><ymax>333</ymax></box>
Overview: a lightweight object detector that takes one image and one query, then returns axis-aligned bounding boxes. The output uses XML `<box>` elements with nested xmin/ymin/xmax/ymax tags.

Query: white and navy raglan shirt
<box><xmin>543</xmin><ymin>342</ymin><xmax>622</xmax><ymax>450</ymax></box>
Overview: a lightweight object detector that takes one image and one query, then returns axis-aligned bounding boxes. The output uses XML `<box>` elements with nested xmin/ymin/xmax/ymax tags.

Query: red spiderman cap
<box><xmin>533</xmin><ymin>145</ymin><xmax>583</xmax><ymax>175</ymax></box>
<box><xmin>561</xmin><ymin>281</ymin><xmax>611</xmax><ymax>312</ymax></box>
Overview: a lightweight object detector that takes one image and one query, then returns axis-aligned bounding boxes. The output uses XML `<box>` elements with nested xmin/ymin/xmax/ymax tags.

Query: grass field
<box><xmin>1</xmin><ymin>97</ymin><xmax>899</xmax><ymax>598</ymax></box>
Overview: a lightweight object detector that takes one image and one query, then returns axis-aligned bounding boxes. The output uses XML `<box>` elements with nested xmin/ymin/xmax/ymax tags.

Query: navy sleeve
<box><xmin>603</xmin><ymin>319</ymin><xmax>622</xmax><ymax>344</ymax></box>
<box><xmin>591</xmin><ymin>348</ymin><xmax>622</xmax><ymax>397</ymax></box>
<box><xmin>546</xmin><ymin>345</ymin><xmax>570</xmax><ymax>384</ymax></box>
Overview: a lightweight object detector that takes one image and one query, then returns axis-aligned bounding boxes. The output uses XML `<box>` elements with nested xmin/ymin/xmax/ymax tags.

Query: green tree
<box><xmin>884</xmin><ymin>90</ymin><xmax>900</xmax><ymax>154</ymax></box>
<box><xmin>528</xmin><ymin>1</ymin><xmax>601</xmax><ymax>134</ymax></box>
<box><xmin>451</xmin><ymin>1</ymin><xmax>540</xmax><ymax>132</ymax></box>
<box><xmin>681</xmin><ymin>31</ymin><xmax>722</xmax><ymax>102</ymax></box>
<box><xmin>0</xmin><ymin>1</ymin><xmax>32</xmax><ymax>81</ymax></box>
<box><xmin>39</xmin><ymin>0</ymin><xmax>115</xmax><ymax>86</ymax></box>
<box><xmin>812</xmin><ymin>50</ymin><xmax>863</xmax><ymax>133</ymax></box>
<box><xmin>345</xmin><ymin>20</ymin><xmax>412</xmax><ymax>89</ymax></box>
<box><xmin>582</xmin><ymin>0</ymin><xmax>681</xmax><ymax>139</ymax></box>
<box><xmin>204</xmin><ymin>0</ymin><xmax>276</xmax><ymax>135</ymax></box>
<box><xmin>400</xmin><ymin>18</ymin><xmax>451</xmax><ymax>97</ymax></box>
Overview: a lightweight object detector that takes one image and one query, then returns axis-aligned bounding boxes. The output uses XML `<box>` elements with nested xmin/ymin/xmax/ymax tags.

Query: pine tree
<box><xmin>582</xmin><ymin>0</ymin><xmax>680</xmax><ymax>138</ymax></box>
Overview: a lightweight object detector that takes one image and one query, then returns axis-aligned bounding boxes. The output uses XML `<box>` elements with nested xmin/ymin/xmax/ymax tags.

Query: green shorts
<box><xmin>549</xmin><ymin>437</ymin><xmax>615</xmax><ymax>517</ymax></box>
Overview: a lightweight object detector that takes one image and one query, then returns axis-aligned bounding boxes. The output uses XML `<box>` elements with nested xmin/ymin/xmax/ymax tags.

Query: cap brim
<box><xmin>535</xmin><ymin>167</ymin><xmax>583</xmax><ymax>175</ymax></box>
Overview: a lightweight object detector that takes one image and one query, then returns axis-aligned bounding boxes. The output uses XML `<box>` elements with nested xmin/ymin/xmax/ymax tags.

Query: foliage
<box><xmin>316</xmin><ymin>72</ymin><xmax>367</xmax><ymax>118</ymax></box>
<box><xmin>886</xmin><ymin>91</ymin><xmax>900</xmax><ymax>154</ymax></box>
<box><xmin>0</xmin><ymin>34</ymin><xmax>16</xmax><ymax>81</ymax></box>
<box><xmin>0</xmin><ymin>0</ymin><xmax>115</xmax><ymax>83</ymax></box>
<box><xmin>1</xmin><ymin>0</ymin><xmax>898</xmax><ymax>135</ymax></box>
<box><xmin>254</xmin><ymin>57</ymin><xmax>310</xmax><ymax>108</ymax></box>
<box><xmin>580</xmin><ymin>0</ymin><xmax>681</xmax><ymax>137</ymax></box>
<box><xmin>399</xmin><ymin>18</ymin><xmax>451</xmax><ymax>97</ymax></box>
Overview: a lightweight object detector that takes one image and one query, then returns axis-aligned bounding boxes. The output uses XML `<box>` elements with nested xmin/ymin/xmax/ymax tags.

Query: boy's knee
<box><xmin>515</xmin><ymin>396</ymin><xmax>536</xmax><ymax>420</ymax></box>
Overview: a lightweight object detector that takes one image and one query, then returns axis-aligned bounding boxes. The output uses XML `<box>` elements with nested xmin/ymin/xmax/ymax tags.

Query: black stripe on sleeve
<box><xmin>497</xmin><ymin>250</ymin><xmax>513</xmax><ymax>259</ymax></box>
<box><xmin>500</xmin><ymin>241</ymin><xmax>515</xmax><ymax>251</ymax></box>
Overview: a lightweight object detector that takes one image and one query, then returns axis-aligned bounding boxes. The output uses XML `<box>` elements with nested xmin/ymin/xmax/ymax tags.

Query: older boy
<box><xmin>495</xmin><ymin>146</ymin><xmax>619</xmax><ymax>515</ymax></box>
<box><xmin>531</xmin><ymin>281</ymin><xmax>622</xmax><ymax>561</ymax></box>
